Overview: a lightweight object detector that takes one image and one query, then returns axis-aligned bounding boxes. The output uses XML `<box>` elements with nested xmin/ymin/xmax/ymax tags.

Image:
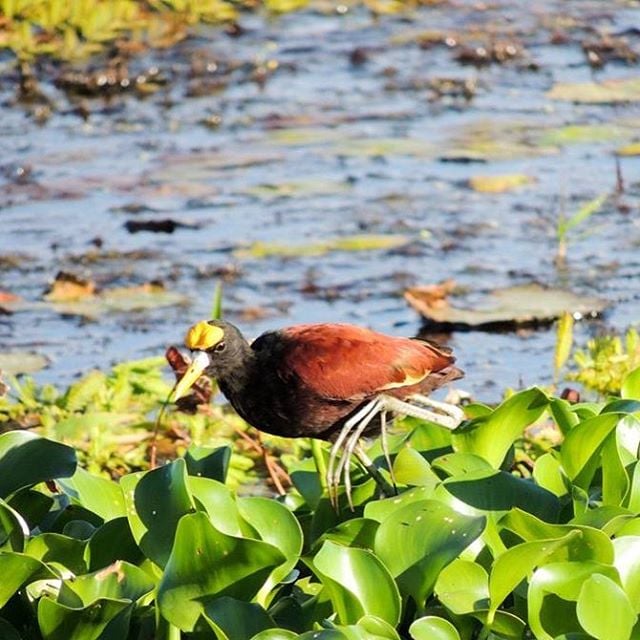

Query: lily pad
<box><xmin>405</xmin><ymin>283</ymin><xmax>607</xmax><ymax>331</ymax></box>
<box><xmin>546</xmin><ymin>78</ymin><xmax>640</xmax><ymax>104</ymax></box>
<box><xmin>0</xmin><ymin>352</ymin><xmax>50</xmax><ymax>375</ymax></box>
<box><xmin>468</xmin><ymin>174</ymin><xmax>534</xmax><ymax>193</ymax></box>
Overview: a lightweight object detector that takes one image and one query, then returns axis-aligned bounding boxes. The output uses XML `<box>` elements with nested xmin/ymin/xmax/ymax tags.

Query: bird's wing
<box><xmin>270</xmin><ymin>323</ymin><xmax>455</xmax><ymax>401</ymax></box>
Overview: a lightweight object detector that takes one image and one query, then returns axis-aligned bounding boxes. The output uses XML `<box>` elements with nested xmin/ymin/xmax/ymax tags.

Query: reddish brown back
<box><xmin>277</xmin><ymin>323</ymin><xmax>455</xmax><ymax>401</ymax></box>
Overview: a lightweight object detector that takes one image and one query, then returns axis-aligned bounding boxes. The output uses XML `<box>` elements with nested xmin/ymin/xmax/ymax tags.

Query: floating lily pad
<box><xmin>0</xmin><ymin>352</ymin><xmax>50</xmax><ymax>375</ymax></box>
<box><xmin>546</xmin><ymin>78</ymin><xmax>640</xmax><ymax>104</ymax></box>
<box><xmin>405</xmin><ymin>283</ymin><xmax>607</xmax><ymax>331</ymax></box>
<box><xmin>468</xmin><ymin>174</ymin><xmax>534</xmax><ymax>193</ymax></box>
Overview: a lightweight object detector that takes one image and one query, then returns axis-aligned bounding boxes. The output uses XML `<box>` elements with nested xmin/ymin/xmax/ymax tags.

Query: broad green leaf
<box><xmin>622</xmin><ymin>367</ymin><xmax>640</xmax><ymax>400</ymax></box>
<box><xmin>7</xmin><ymin>488</ymin><xmax>53</xmax><ymax>530</ymax></box>
<box><xmin>549</xmin><ymin>398</ymin><xmax>580</xmax><ymax>434</ymax></box>
<box><xmin>356</xmin><ymin>615</ymin><xmax>400</xmax><ymax>639</ymax></box>
<box><xmin>58</xmin><ymin>561</ymin><xmax>154</xmax><ymax>607</ymax></box>
<box><xmin>204</xmin><ymin>597</ymin><xmax>274</xmax><ymax>640</ymax></box>
<box><xmin>431</xmin><ymin>452</ymin><xmax>494</xmax><ymax>478</ymax></box>
<box><xmin>185</xmin><ymin>444</ymin><xmax>231</xmax><ymax>483</ymax></box>
<box><xmin>614</xmin><ymin>537</ymin><xmax>640</xmax><ymax>612</ymax></box>
<box><xmin>451</xmin><ymin>388</ymin><xmax>548</xmax><ymax>468</ymax></box>
<box><xmin>59</xmin><ymin>467</ymin><xmax>126</xmax><ymax>521</ymax></box>
<box><xmin>316</xmin><ymin>518</ymin><xmax>379</xmax><ymax>551</ymax></box>
<box><xmin>561</xmin><ymin>413</ymin><xmax>621</xmax><ymax>483</ymax></box>
<box><xmin>391</xmin><ymin>448</ymin><xmax>440</xmax><ymax>487</ymax></box>
<box><xmin>577</xmin><ymin>574</ymin><xmax>635</xmax><ymax>640</ymax></box>
<box><xmin>157</xmin><ymin>512</ymin><xmax>285</xmax><ymax>631</ymax></box>
<box><xmin>313</xmin><ymin>540</ymin><xmax>401</xmax><ymax>626</ymax></box>
<box><xmin>364</xmin><ymin>486</ymin><xmax>434</xmax><ymax>522</ymax></box>
<box><xmin>0</xmin><ymin>497</ymin><xmax>29</xmax><ymax>551</ymax></box>
<box><xmin>0</xmin><ymin>431</ymin><xmax>76</xmax><ymax>498</ymax></box>
<box><xmin>38</xmin><ymin>596</ymin><xmax>131</xmax><ymax>640</ymax></box>
<box><xmin>25</xmin><ymin>533</ymin><xmax>87</xmax><ymax>574</ymax></box>
<box><xmin>85</xmin><ymin>517</ymin><xmax>142</xmax><ymax>571</ymax></box>
<box><xmin>409</xmin><ymin>616</ymin><xmax>461</xmax><ymax>640</ymax></box>
<box><xmin>0</xmin><ymin>552</ymin><xmax>54</xmax><ymax>608</ymax></box>
<box><xmin>532</xmin><ymin>453</ymin><xmax>567</xmax><ymax>496</ymax></box>
<box><xmin>571</xmin><ymin>506</ymin><xmax>634</xmax><ymax>535</ymax></box>
<box><xmin>434</xmin><ymin>559</ymin><xmax>488</xmax><ymax>614</ymax></box>
<box><xmin>500</xmin><ymin>509</ymin><xmax>613</xmax><ymax>563</ymax></box>
<box><xmin>374</xmin><ymin>500</ymin><xmax>485</xmax><ymax>605</ymax></box>
<box><xmin>528</xmin><ymin>562</ymin><xmax>618</xmax><ymax>640</ymax></box>
<box><xmin>441</xmin><ymin>470</ymin><xmax>560</xmax><ymax>521</ymax></box>
<box><xmin>121</xmin><ymin>460</ymin><xmax>195</xmax><ymax>567</ymax></box>
<box><xmin>489</xmin><ymin>532</ymin><xmax>583</xmax><ymax>616</ymax></box>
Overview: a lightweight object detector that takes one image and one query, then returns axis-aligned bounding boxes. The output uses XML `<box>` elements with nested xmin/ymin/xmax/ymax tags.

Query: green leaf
<box><xmin>364</xmin><ymin>486</ymin><xmax>434</xmax><ymax>522</ymax></box>
<box><xmin>0</xmin><ymin>431</ymin><xmax>76</xmax><ymax>498</ymax></box>
<box><xmin>185</xmin><ymin>444</ymin><xmax>231</xmax><ymax>483</ymax></box>
<box><xmin>157</xmin><ymin>512</ymin><xmax>285</xmax><ymax>631</ymax></box>
<box><xmin>0</xmin><ymin>552</ymin><xmax>54</xmax><ymax>608</ymax></box>
<box><xmin>25</xmin><ymin>533</ymin><xmax>87</xmax><ymax>574</ymax></box>
<box><xmin>431</xmin><ymin>452</ymin><xmax>494</xmax><ymax>478</ymax></box>
<box><xmin>203</xmin><ymin>597</ymin><xmax>274</xmax><ymax>640</ymax></box>
<box><xmin>251</xmin><ymin>631</ymin><xmax>298</xmax><ymax>640</ymax></box>
<box><xmin>0</xmin><ymin>497</ymin><xmax>29</xmax><ymax>551</ymax></box>
<box><xmin>316</xmin><ymin>518</ymin><xmax>380</xmax><ymax>551</ymax></box>
<box><xmin>374</xmin><ymin>500</ymin><xmax>485</xmax><ymax>605</ymax></box>
<box><xmin>59</xmin><ymin>468</ymin><xmax>126</xmax><ymax>521</ymax></box>
<box><xmin>85</xmin><ymin>517</ymin><xmax>142</xmax><ymax>571</ymax></box>
<box><xmin>313</xmin><ymin>540</ymin><xmax>401</xmax><ymax>626</ymax></box>
<box><xmin>451</xmin><ymin>388</ymin><xmax>548</xmax><ymax>468</ymax></box>
<box><xmin>434</xmin><ymin>559</ymin><xmax>488</xmax><ymax>614</ymax></box>
<box><xmin>120</xmin><ymin>460</ymin><xmax>195</xmax><ymax>567</ymax></box>
<box><xmin>577</xmin><ymin>574</ymin><xmax>635</xmax><ymax>640</ymax></box>
<box><xmin>391</xmin><ymin>448</ymin><xmax>440</xmax><ymax>487</ymax></box>
<box><xmin>532</xmin><ymin>453</ymin><xmax>568</xmax><ymax>496</ymax></box>
<box><xmin>622</xmin><ymin>366</ymin><xmax>640</xmax><ymax>400</ymax></box>
<box><xmin>613</xmin><ymin>536</ymin><xmax>640</xmax><ymax>613</ymax></box>
<box><xmin>38</xmin><ymin>596</ymin><xmax>131</xmax><ymax>640</ymax></box>
<box><xmin>549</xmin><ymin>398</ymin><xmax>580</xmax><ymax>434</ymax></box>
<box><xmin>409</xmin><ymin>616</ymin><xmax>461</xmax><ymax>640</ymax></box>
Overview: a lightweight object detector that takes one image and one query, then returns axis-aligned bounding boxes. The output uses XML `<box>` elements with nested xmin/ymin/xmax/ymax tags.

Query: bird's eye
<box><xmin>214</xmin><ymin>341</ymin><xmax>226</xmax><ymax>352</ymax></box>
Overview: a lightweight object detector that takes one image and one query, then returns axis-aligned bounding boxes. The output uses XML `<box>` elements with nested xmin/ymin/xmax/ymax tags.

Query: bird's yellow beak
<box><xmin>172</xmin><ymin>351</ymin><xmax>211</xmax><ymax>401</ymax></box>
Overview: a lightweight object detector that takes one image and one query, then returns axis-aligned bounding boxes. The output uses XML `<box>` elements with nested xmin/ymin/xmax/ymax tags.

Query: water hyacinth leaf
<box><xmin>316</xmin><ymin>518</ymin><xmax>380</xmax><ymax>551</ymax></box>
<box><xmin>576</xmin><ymin>574</ymin><xmax>635</xmax><ymax>640</ymax></box>
<box><xmin>549</xmin><ymin>398</ymin><xmax>580</xmax><ymax>434</ymax></box>
<box><xmin>601</xmin><ymin>433</ymin><xmax>629</xmax><ymax>506</ymax></box>
<box><xmin>434</xmin><ymin>559</ymin><xmax>489</xmax><ymax>614</ymax></box>
<box><xmin>451</xmin><ymin>388</ymin><xmax>548</xmax><ymax>468</ymax></box>
<box><xmin>571</xmin><ymin>506</ymin><xmax>634</xmax><ymax>536</ymax></box>
<box><xmin>442</xmin><ymin>470</ymin><xmax>561</xmax><ymax>521</ymax></box>
<box><xmin>251</xmin><ymin>631</ymin><xmax>298</xmax><ymax>640</ymax></box>
<box><xmin>58</xmin><ymin>467</ymin><xmax>126</xmax><ymax>522</ymax></box>
<box><xmin>0</xmin><ymin>431</ymin><xmax>77</xmax><ymax>499</ymax></box>
<box><xmin>613</xmin><ymin>537</ymin><xmax>640</xmax><ymax>612</ymax></box>
<box><xmin>356</xmin><ymin>615</ymin><xmax>401</xmax><ymax>639</ymax></box>
<box><xmin>57</xmin><ymin>561</ymin><xmax>154</xmax><ymax>607</ymax></box>
<box><xmin>0</xmin><ymin>497</ymin><xmax>29</xmax><ymax>551</ymax></box>
<box><xmin>364</xmin><ymin>486</ymin><xmax>435</xmax><ymax>522</ymax></box>
<box><xmin>409</xmin><ymin>616</ymin><xmax>461</xmax><ymax>640</ymax></box>
<box><xmin>489</xmin><ymin>532</ymin><xmax>583</xmax><ymax>616</ymax></box>
<box><xmin>528</xmin><ymin>561</ymin><xmax>620</xmax><ymax>640</ymax></box>
<box><xmin>157</xmin><ymin>512</ymin><xmax>285</xmax><ymax>631</ymax></box>
<box><xmin>431</xmin><ymin>452</ymin><xmax>494</xmax><ymax>478</ymax></box>
<box><xmin>37</xmin><ymin>596</ymin><xmax>131</xmax><ymax>640</ymax></box>
<box><xmin>391</xmin><ymin>447</ymin><xmax>440</xmax><ymax>487</ymax></box>
<box><xmin>622</xmin><ymin>366</ymin><xmax>640</xmax><ymax>400</ymax></box>
<box><xmin>500</xmin><ymin>509</ymin><xmax>613</xmax><ymax>563</ymax></box>
<box><xmin>313</xmin><ymin>540</ymin><xmax>401</xmax><ymax>626</ymax></box>
<box><xmin>532</xmin><ymin>453</ymin><xmax>567</xmax><ymax>497</ymax></box>
<box><xmin>560</xmin><ymin>413</ymin><xmax>621</xmax><ymax>484</ymax></box>
<box><xmin>120</xmin><ymin>459</ymin><xmax>195</xmax><ymax>567</ymax></box>
<box><xmin>7</xmin><ymin>488</ymin><xmax>54</xmax><ymax>530</ymax></box>
<box><xmin>185</xmin><ymin>444</ymin><xmax>231</xmax><ymax>483</ymax></box>
<box><xmin>0</xmin><ymin>552</ymin><xmax>54</xmax><ymax>608</ymax></box>
<box><xmin>25</xmin><ymin>533</ymin><xmax>88</xmax><ymax>575</ymax></box>
<box><xmin>203</xmin><ymin>597</ymin><xmax>275</xmax><ymax>640</ymax></box>
<box><xmin>374</xmin><ymin>500</ymin><xmax>486</xmax><ymax>605</ymax></box>
<box><xmin>86</xmin><ymin>517</ymin><xmax>142</xmax><ymax>571</ymax></box>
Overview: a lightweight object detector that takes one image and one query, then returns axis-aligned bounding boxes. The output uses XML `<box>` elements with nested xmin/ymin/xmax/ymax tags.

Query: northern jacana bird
<box><xmin>173</xmin><ymin>320</ymin><xmax>464</xmax><ymax>507</ymax></box>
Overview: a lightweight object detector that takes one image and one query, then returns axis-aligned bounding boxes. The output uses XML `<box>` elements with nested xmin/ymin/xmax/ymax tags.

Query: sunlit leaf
<box><xmin>59</xmin><ymin>468</ymin><xmax>126</xmax><ymax>522</ymax></box>
<box><xmin>409</xmin><ymin>616</ymin><xmax>461</xmax><ymax>640</ymax></box>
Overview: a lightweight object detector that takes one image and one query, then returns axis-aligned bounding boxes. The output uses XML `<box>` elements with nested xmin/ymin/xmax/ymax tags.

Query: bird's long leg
<box><xmin>338</xmin><ymin>399</ymin><xmax>385</xmax><ymax>510</ymax></box>
<box><xmin>378</xmin><ymin>395</ymin><xmax>462</xmax><ymax>430</ymax></box>
<box><xmin>379</xmin><ymin>409</ymin><xmax>397</xmax><ymax>495</ymax></box>
<box><xmin>353</xmin><ymin>442</ymin><xmax>395</xmax><ymax>497</ymax></box>
<box><xmin>408</xmin><ymin>394</ymin><xmax>465</xmax><ymax>423</ymax></box>
<box><xmin>327</xmin><ymin>398</ymin><xmax>381</xmax><ymax>508</ymax></box>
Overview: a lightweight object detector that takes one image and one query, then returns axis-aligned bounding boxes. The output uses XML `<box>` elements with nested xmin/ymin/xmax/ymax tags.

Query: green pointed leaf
<box><xmin>409</xmin><ymin>616</ymin><xmax>461</xmax><ymax>640</ymax></box>
<box><xmin>0</xmin><ymin>431</ymin><xmax>76</xmax><ymax>498</ymax></box>
<box><xmin>204</xmin><ymin>597</ymin><xmax>275</xmax><ymax>640</ymax></box>
<box><xmin>622</xmin><ymin>367</ymin><xmax>640</xmax><ymax>400</ymax></box>
<box><xmin>374</xmin><ymin>500</ymin><xmax>485</xmax><ymax>605</ymax></box>
<box><xmin>577</xmin><ymin>574</ymin><xmax>635</xmax><ymax>640</ymax></box>
<box><xmin>58</xmin><ymin>468</ymin><xmax>125</xmax><ymax>522</ymax></box>
<box><xmin>313</xmin><ymin>540</ymin><xmax>401</xmax><ymax>626</ymax></box>
<box><xmin>185</xmin><ymin>444</ymin><xmax>231</xmax><ymax>483</ymax></box>
<box><xmin>451</xmin><ymin>388</ymin><xmax>548</xmax><ymax>467</ymax></box>
<box><xmin>157</xmin><ymin>512</ymin><xmax>285</xmax><ymax>631</ymax></box>
<box><xmin>0</xmin><ymin>552</ymin><xmax>54</xmax><ymax>608</ymax></box>
<box><xmin>121</xmin><ymin>460</ymin><xmax>195</xmax><ymax>567</ymax></box>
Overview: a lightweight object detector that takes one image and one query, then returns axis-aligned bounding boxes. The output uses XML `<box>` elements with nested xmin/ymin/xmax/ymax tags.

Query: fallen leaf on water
<box><xmin>0</xmin><ymin>352</ymin><xmax>50</xmax><ymax>375</ymax></box>
<box><xmin>546</xmin><ymin>78</ymin><xmax>640</xmax><ymax>104</ymax></box>
<box><xmin>468</xmin><ymin>174</ymin><xmax>534</xmax><ymax>193</ymax></box>
<box><xmin>405</xmin><ymin>283</ymin><xmax>607</xmax><ymax>330</ymax></box>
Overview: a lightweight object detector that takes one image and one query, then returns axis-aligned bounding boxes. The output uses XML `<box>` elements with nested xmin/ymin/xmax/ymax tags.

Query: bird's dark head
<box><xmin>173</xmin><ymin>319</ymin><xmax>249</xmax><ymax>400</ymax></box>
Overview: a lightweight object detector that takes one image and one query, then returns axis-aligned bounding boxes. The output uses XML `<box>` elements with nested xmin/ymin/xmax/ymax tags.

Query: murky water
<box><xmin>1</xmin><ymin>0</ymin><xmax>639</xmax><ymax>400</ymax></box>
